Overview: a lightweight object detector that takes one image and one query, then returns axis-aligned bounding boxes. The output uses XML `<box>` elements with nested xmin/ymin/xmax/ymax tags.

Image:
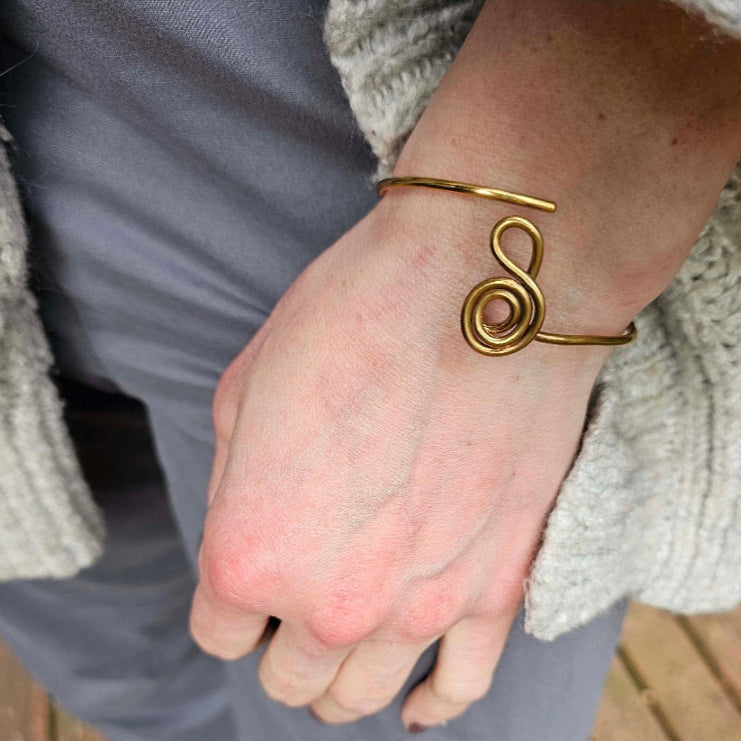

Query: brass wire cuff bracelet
<box><xmin>376</xmin><ymin>176</ymin><xmax>637</xmax><ymax>356</ymax></box>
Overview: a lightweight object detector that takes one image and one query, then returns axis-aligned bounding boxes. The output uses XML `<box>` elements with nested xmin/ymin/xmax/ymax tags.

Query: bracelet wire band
<box><xmin>376</xmin><ymin>176</ymin><xmax>637</xmax><ymax>356</ymax></box>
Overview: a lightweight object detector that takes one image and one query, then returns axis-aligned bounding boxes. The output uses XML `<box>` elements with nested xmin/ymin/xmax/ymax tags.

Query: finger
<box><xmin>310</xmin><ymin>638</ymin><xmax>434</xmax><ymax>724</ymax></box>
<box><xmin>258</xmin><ymin>621</ymin><xmax>350</xmax><ymax>708</ymax></box>
<box><xmin>189</xmin><ymin>580</ymin><xmax>269</xmax><ymax>660</ymax></box>
<box><xmin>401</xmin><ymin>609</ymin><xmax>518</xmax><ymax>732</ymax></box>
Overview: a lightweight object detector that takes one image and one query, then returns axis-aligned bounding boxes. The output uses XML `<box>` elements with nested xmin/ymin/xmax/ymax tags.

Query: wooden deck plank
<box><xmin>53</xmin><ymin>704</ymin><xmax>106</xmax><ymax>741</ymax></box>
<box><xmin>620</xmin><ymin>603</ymin><xmax>741</xmax><ymax>741</ymax></box>
<box><xmin>591</xmin><ymin>654</ymin><xmax>669</xmax><ymax>741</ymax></box>
<box><xmin>0</xmin><ymin>641</ymin><xmax>51</xmax><ymax>741</ymax></box>
<box><xmin>683</xmin><ymin>609</ymin><xmax>741</xmax><ymax>713</ymax></box>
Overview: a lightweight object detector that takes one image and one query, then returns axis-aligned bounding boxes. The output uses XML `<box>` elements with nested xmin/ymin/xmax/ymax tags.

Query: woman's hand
<box><xmin>190</xmin><ymin>0</ymin><xmax>741</xmax><ymax>730</ymax></box>
<box><xmin>189</xmin><ymin>193</ymin><xmax>618</xmax><ymax>730</ymax></box>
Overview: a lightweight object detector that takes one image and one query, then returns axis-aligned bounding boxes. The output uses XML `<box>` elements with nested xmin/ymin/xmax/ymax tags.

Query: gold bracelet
<box><xmin>376</xmin><ymin>176</ymin><xmax>637</xmax><ymax>356</ymax></box>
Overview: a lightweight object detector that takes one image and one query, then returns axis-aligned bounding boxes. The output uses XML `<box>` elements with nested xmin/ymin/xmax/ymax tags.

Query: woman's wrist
<box><xmin>372</xmin><ymin>178</ymin><xmax>639</xmax><ymax>347</ymax></box>
<box><xmin>377</xmin><ymin>0</ymin><xmax>741</xmax><ymax>342</ymax></box>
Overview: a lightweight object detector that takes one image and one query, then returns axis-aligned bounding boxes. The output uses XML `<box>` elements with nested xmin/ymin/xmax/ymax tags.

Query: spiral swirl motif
<box><xmin>461</xmin><ymin>215</ymin><xmax>548</xmax><ymax>356</ymax></box>
<box><xmin>375</xmin><ymin>176</ymin><xmax>637</xmax><ymax>351</ymax></box>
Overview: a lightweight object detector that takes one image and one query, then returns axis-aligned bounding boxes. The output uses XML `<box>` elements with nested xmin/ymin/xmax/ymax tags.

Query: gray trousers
<box><xmin>0</xmin><ymin>2</ymin><xmax>627</xmax><ymax>738</ymax></box>
<box><xmin>0</xmin><ymin>378</ymin><xmax>627</xmax><ymax>741</ymax></box>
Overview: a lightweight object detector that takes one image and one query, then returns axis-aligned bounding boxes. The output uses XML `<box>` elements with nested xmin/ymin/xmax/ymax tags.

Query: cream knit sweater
<box><xmin>0</xmin><ymin>0</ymin><xmax>739</xmax><ymax>642</ymax></box>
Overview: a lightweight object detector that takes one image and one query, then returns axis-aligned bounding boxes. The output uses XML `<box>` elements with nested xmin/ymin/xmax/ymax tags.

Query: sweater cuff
<box><xmin>0</xmin><ymin>298</ymin><xmax>105</xmax><ymax>579</ymax></box>
<box><xmin>675</xmin><ymin>0</ymin><xmax>741</xmax><ymax>37</ymax></box>
<box><xmin>0</xmin><ymin>129</ymin><xmax>104</xmax><ymax>580</ymax></box>
<box><xmin>324</xmin><ymin>0</ymin><xmax>741</xmax><ymax>186</ymax></box>
<box><xmin>524</xmin><ymin>163</ymin><xmax>741</xmax><ymax>640</ymax></box>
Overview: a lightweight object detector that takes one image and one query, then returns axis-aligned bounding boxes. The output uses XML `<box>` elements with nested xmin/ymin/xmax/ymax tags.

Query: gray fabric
<box><xmin>0</xmin><ymin>0</ymin><xmax>378</xmax><ymax>410</ymax></box>
<box><xmin>0</xmin><ymin>0</ymin><xmax>380</xmax><ymax>563</ymax></box>
<box><xmin>0</xmin><ymin>377</ymin><xmax>628</xmax><ymax>741</ymax></box>
<box><xmin>0</xmin><ymin>379</ymin><xmax>237</xmax><ymax>741</ymax></box>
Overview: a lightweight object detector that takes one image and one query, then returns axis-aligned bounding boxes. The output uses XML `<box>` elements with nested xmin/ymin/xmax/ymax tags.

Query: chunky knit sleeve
<box><xmin>325</xmin><ymin>0</ymin><xmax>741</xmax><ymax>180</ymax></box>
<box><xmin>0</xmin><ymin>122</ymin><xmax>103</xmax><ymax>579</ymax></box>
<box><xmin>675</xmin><ymin>0</ymin><xmax>741</xmax><ymax>35</ymax></box>
<box><xmin>524</xmin><ymin>169</ymin><xmax>741</xmax><ymax>639</ymax></box>
<box><xmin>325</xmin><ymin>0</ymin><xmax>741</xmax><ymax>640</ymax></box>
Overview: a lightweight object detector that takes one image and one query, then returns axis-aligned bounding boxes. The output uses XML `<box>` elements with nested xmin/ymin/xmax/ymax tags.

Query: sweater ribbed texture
<box><xmin>675</xmin><ymin>0</ymin><xmax>741</xmax><ymax>34</ymax></box>
<box><xmin>524</xmin><ymin>171</ymin><xmax>741</xmax><ymax>638</ymax></box>
<box><xmin>324</xmin><ymin>0</ymin><xmax>484</xmax><ymax>180</ymax></box>
<box><xmin>0</xmin><ymin>124</ymin><xmax>104</xmax><ymax>579</ymax></box>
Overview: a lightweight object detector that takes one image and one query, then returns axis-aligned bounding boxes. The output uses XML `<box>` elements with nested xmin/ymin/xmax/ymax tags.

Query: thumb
<box><xmin>207</xmin><ymin>330</ymin><xmax>267</xmax><ymax>506</ymax></box>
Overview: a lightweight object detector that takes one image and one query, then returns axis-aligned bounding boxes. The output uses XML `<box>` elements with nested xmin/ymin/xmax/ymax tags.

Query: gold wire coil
<box><xmin>376</xmin><ymin>176</ymin><xmax>637</xmax><ymax>356</ymax></box>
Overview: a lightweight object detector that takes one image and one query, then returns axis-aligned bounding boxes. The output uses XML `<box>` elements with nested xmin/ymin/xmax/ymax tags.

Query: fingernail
<box><xmin>407</xmin><ymin>723</ymin><xmax>429</xmax><ymax>734</ymax></box>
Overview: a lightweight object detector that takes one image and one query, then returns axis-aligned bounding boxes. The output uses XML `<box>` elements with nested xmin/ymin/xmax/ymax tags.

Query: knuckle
<box><xmin>305</xmin><ymin>617</ymin><xmax>370</xmax><ymax>650</ymax></box>
<box><xmin>290</xmin><ymin>633</ymin><xmax>335</xmax><ymax>662</ymax></box>
<box><xmin>397</xmin><ymin>614</ymin><xmax>444</xmax><ymax>643</ymax></box>
<box><xmin>188</xmin><ymin>605</ymin><xmax>253</xmax><ymax>661</ymax></box>
<box><xmin>258</xmin><ymin>644</ymin><xmax>323</xmax><ymax>707</ymax></box>
<box><xmin>480</xmin><ymin>577</ymin><xmax>523</xmax><ymax>617</ymax></box>
<box><xmin>305</xmin><ymin>590</ymin><xmax>381</xmax><ymax>649</ymax></box>
<box><xmin>398</xmin><ymin>592</ymin><xmax>460</xmax><ymax>643</ymax></box>
<box><xmin>260</xmin><ymin>673</ymin><xmax>302</xmax><ymax>706</ymax></box>
<box><xmin>430</xmin><ymin>683</ymin><xmax>467</xmax><ymax>707</ymax></box>
<box><xmin>199</xmin><ymin>525</ymin><xmax>276</xmax><ymax>610</ymax></box>
<box><xmin>194</xmin><ymin>636</ymin><xmax>245</xmax><ymax>662</ymax></box>
<box><xmin>328</xmin><ymin>687</ymin><xmax>387</xmax><ymax>717</ymax></box>
<box><xmin>201</xmin><ymin>542</ymin><xmax>252</xmax><ymax>608</ymax></box>
<box><xmin>258</xmin><ymin>661</ymin><xmax>307</xmax><ymax>707</ymax></box>
<box><xmin>431</xmin><ymin>675</ymin><xmax>490</xmax><ymax>706</ymax></box>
